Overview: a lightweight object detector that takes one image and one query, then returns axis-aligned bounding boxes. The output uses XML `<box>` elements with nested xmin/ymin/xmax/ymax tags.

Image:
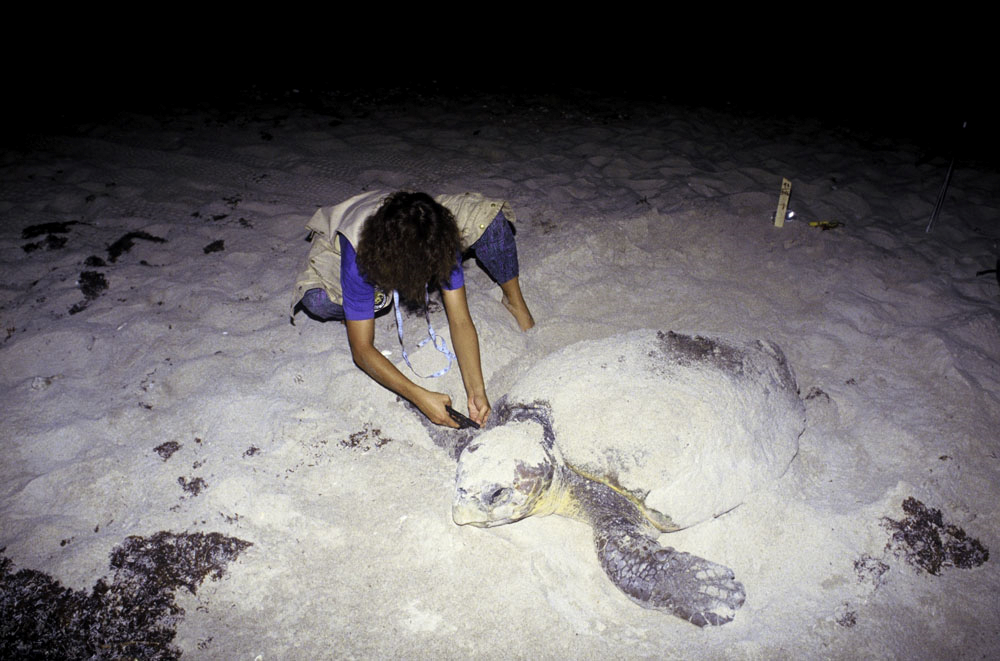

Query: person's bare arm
<box><xmin>441</xmin><ymin>286</ymin><xmax>491</xmax><ymax>425</ymax></box>
<box><xmin>345</xmin><ymin>318</ymin><xmax>459</xmax><ymax>428</ymax></box>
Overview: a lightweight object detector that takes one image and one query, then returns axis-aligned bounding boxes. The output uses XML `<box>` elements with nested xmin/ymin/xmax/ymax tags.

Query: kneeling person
<box><xmin>292</xmin><ymin>190</ymin><xmax>534</xmax><ymax>428</ymax></box>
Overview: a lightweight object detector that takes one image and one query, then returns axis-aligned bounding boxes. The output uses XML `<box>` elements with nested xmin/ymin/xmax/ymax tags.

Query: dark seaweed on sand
<box><xmin>78</xmin><ymin>271</ymin><xmax>108</xmax><ymax>300</ymax></box>
<box><xmin>178</xmin><ymin>476</ymin><xmax>207</xmax><ymax>496</ymax></box>
<box><xmin>0</xmin><ymin>532</ymin><xmax>251</xmax><ymax>660</ymax></box>
<box><xmin>21</xmin><ymin>221</ymin><xmax>80</xmax><ymax>253</ymax></box>
<box><xmin>155</xmin><ymin>441</ymin><xmax>182</xmax><ymax>461</ymax></box>
<box><xmin>21</xmin><ymin>235</ymin><xmax>68</xmax><ymax>253</ymax></box>
<box><xmin>68</xmin><ymin>272</ymin><xmax>109</xmax><ymax>315</ymax></box>
<box><xmin>107</xmin><ymin>231</ymin><xmax>167</xmax><ymax>263</ymax></box>
<box><xmin>203</xmin><ymin>239</ymin><xmax>225</xmax><ymax>254</ymax></box>
<box><xmin>21</xmin><ymin>221</ymin><xmax>79</xmax><ymax>239</ymax></box>
<box><xmin>883</xmin><ymin>497</ymin><xmax>989</xmax><ymax>575</ymax></box>
<box><xmin>340</xmin><ymin>425</ymin><xmax>394</xmax><ymax>452</ymax></box>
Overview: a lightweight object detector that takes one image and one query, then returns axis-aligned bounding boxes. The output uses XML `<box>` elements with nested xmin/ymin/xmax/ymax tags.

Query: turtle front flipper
<box><xmin>594</xmin><ymin>524</ymin><xmax>746</xmax><ymax>626</ymax></box>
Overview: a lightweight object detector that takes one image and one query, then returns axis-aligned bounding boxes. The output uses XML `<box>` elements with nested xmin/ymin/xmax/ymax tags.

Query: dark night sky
<box><xmin>7</xmin><ymin>16</ymin><xmax>995</xmax><ymax>165</ymax></box>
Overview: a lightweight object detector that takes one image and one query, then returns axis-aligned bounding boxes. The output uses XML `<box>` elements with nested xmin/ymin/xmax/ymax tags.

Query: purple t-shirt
<box><xmin>339</xmin><ymin>233</ymin><xmax>463</xmax><ymax>321</ymax></box>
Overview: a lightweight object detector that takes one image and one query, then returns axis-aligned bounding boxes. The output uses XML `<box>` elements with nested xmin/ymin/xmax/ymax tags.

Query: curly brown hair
<box><xmin>356</xmin><ymin>191</ymin><xmax>463</xmax><ymax>303</ymax></box>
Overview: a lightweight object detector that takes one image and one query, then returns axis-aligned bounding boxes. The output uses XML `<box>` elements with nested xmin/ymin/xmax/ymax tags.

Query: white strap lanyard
<box><xmin>393</xmin><ymin>288</ymin><xmax>455</xmax><ymax>378</ymax></box>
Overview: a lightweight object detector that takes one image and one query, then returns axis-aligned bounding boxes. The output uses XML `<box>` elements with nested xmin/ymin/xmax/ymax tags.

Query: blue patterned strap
<box><xmin>393</xmin><ymin>289</ymin><xmax>455</xmax><ymax>378</ymax></box>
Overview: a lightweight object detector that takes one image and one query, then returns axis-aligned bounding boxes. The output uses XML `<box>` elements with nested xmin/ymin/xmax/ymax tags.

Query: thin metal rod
<box><xmin>926</xmin><ymin>121</ymin><xmax>966</xmax><ymax>233</ymax></box>
<box><xmin>925</xmin><ymin>156</ymin><xmax>955</xmax><ymax>233</ymax></box>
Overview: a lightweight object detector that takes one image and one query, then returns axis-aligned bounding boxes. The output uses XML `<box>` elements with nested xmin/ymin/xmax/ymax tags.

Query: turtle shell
<box><xmin>503</xmin><ymin>330</ymin><xmax>804</xmax><ymax>530</ymax></box>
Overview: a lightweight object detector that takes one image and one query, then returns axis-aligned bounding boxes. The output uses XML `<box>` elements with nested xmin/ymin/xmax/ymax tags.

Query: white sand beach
<box><xmin>2</xmin><ymin>77</ymin><xmax>998</xmax><ymax>659</ymax></box>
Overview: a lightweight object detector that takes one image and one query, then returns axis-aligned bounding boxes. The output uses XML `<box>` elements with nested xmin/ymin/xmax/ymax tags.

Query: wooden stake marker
<box><xmin>774</xmin><ymin>178</ymin><xmax>792</xmax><ymax>228</ymax></box>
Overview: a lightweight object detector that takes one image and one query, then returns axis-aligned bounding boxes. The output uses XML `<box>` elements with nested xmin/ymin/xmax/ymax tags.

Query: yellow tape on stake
<box><xmin>774</xmin><ymin>178</ymin><xmax>792</xmax><ymax>228</ymax></box>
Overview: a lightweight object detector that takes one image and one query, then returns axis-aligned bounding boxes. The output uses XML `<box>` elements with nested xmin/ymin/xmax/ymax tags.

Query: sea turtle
<box><xmin>451</xmin><ymin>330</ymin><xmax>805</xmax><ymax>626</ymax></box>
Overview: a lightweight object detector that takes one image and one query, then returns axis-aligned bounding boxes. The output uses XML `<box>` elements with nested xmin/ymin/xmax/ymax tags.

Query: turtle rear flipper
<box><xmin>595</xmin><ymin>526</ymin><xmax>746</xmax><ymax>626</ymax></box>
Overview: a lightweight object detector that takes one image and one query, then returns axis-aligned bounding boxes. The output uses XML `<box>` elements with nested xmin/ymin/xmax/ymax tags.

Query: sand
<box><xmin>2</xmin><ymin>86</ymin><xmax>998</xmax><ymax>659</ymax></box>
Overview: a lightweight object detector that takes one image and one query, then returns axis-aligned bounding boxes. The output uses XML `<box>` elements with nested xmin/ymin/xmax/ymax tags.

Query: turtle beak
<box><xmin>452</xmin><ymin>503</ymin><xmax>486</xmax><ymax>526</ymax></box>
<box><xmin>452</xmin><ymin>487</ymin><xmax>489</xmax><ymax>526</ymax></box>
<box><xmin>452</xmin><ymin>486</ymin><xmax>514</xmax><ymax>527</ymax></box>
<box><xmin>452</xmin><ymin>501</ymin><xmax>488</xmax><ymax>526</ymax></box>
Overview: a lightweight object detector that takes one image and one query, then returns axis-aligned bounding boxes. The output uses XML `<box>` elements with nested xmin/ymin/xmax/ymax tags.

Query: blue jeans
<box><xmin>300</xmin><ymin>287</ymin><xmax>347</xmax><ymax>321</ymax></box>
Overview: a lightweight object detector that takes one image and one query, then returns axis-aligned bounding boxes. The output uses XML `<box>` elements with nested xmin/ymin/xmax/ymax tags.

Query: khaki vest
<box><xmin>291</xmin><ymin>191</ymin><xmax>515</xmax><ymax>317</ymax></box>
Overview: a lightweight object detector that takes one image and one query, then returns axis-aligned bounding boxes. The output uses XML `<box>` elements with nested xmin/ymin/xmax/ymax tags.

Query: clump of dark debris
<box><xmin>69</xmin><ymin>271</ymin><xmax>110</xmax><ymax>315</ymax></box>
<box><xmin>178</xmin><ymin>476</ymin><xmax>207</xmax><ymax>496</ymax></box>
<box><xmin>78</xmin><ymin>271</ymin><xmax>108</xmax><ymax>300</ymax></box>
<box><xmin>203</xmin><ymin>240</ymin><xmax>225</xmax><ymax>254</ymax></box>
<box><xmin>155</xmin><ymin>441</ymin><xmax>182</xmax><ymax>461</ymax></box>
<box><xmin>107</xmin><ymin>231</ymin><xmax>167</xmax><ymax>263</ymax></box>
<box><xmin>341</xmin><ymin>425</ymin><xmax>393</xmax><ymax>452</ymax></box>
<box><xmin>854</xmin><ymin>554</ymin><xmax>890</xmax><ymax>589</ymax></box>
<box><xmin>883</xmin><ymin>497</ymin><xmax>989</xmax><ymax>575</ymax></box>
<box><xmin>109</xmin><ymin>532</ymin><xmax>251</xmax><ymax>595</ymax></box>
<box><xmin>22</xmin><ymin>234</ymin><xmax>67</xmax><ymax>253</ymax></box>
<box><xmin>21</xmin><ymin>221</ymin><xmax>80</xmax><ymax>239</ymax></box>
<box><xmin>21</xmin><ymin>221</ymin><xmax>80</xmax><ymax>253</ymax></box>
<box><xmin>0</xmin><ymin>531</ymin><xmax>251</xmax><ymax>660</ymax></box>
<box><xmin>835</xmin><ymin>605</ymin><xmax>857</xmax><ymax>628</ymax></box>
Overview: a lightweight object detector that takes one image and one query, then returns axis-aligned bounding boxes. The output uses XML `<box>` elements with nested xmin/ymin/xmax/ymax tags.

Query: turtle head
<box><xmin>453</xmin><ymin>420</ymin><xmax>558</xmax><ymax>527</ymax></box>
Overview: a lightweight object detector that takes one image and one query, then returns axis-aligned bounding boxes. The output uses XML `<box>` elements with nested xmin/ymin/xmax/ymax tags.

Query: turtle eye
<box><xmin>487</xmin><ymin>487</ymin><xmax>512</xmax><ymax>506</ymax></box>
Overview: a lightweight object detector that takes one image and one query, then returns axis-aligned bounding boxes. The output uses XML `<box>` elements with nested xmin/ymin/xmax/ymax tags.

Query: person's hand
<box><xmin>417</xmin><ymin>389</ymin><xmax>460</xmax><ymax>428</ymax></box>
<box><xmin>467</xmin><ymin>391</ymin><xmax>491</xmax><ymax>427</ymax></box>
